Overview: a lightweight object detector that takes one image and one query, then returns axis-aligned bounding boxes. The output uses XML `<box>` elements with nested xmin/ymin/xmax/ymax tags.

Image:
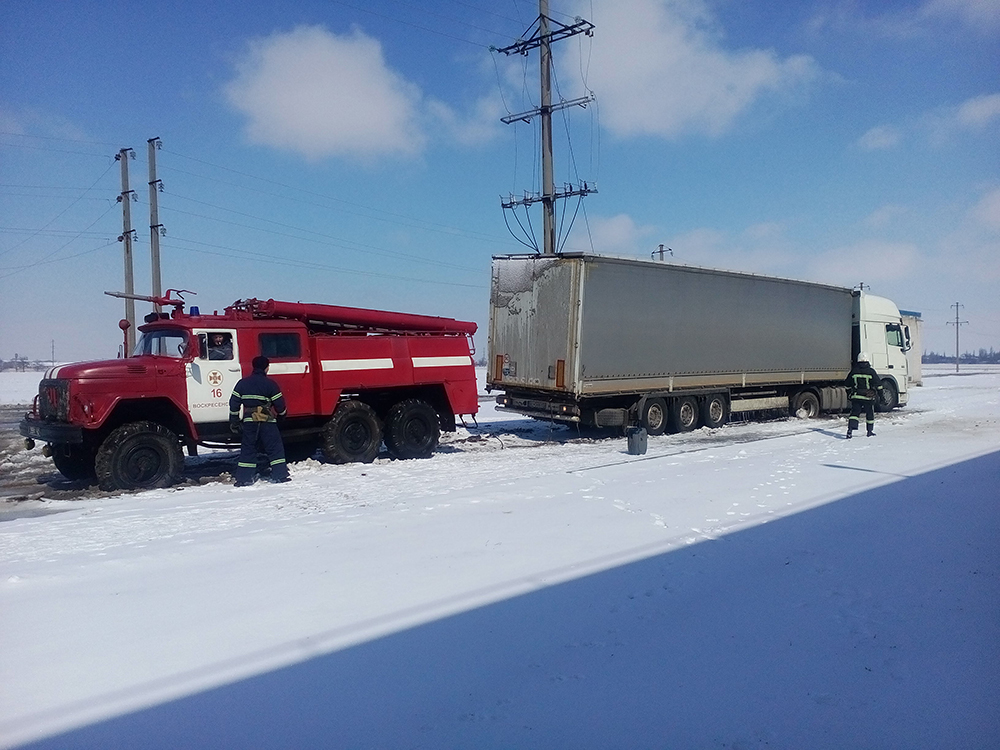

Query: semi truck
<box><xmin>486</xmin><ymin>253</ymin><xmax>910</xmax><ymax>433</ymax></box>
<box><xmin>20</xmin><ymin>292</ymin><xmax>479</xmax><ymax>491</ymax></box>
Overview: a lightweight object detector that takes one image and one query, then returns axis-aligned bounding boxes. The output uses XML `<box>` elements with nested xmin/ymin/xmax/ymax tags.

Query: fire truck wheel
<box><xmin>95</xmin><ymin>421</ymin><xmax>184</xmax><ymax>491</ymax></box>
<box><xmin>385</xmin><ymin>399</ymin><xmax>440</xmax><ymax>459</ymax></box>
<box><xmin>322</xmin><ymin>401</ymin><xmax>382</xmax><ymax>464</ymax></box>
<box><xmin>284</xmin><ymin>439</ymin><xmax>320</xmax><ymax>463</ymax></box>
<box><xmin>51</xmin><ymin>443</ymin><xmax>97</xmax><ymax>481</ymax></box>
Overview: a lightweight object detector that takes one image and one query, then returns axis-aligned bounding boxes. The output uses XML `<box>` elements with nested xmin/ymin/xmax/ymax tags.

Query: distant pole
<box><xmin>148</xmin><ymin>137</ymin><xmax>164</xmax><ymax>313</ymax></box>
<box><xmin>51</xmin><ymin>339</ymin><xmax>54</xmax><ymax>367</ymax></box>
<box><xmin>947</xmin><ymin>302</ymin><xmax>967</xmax><ymax>373</ymax></box>
<box><xmin>116</xmin><ymin>148</ymin><xmax>136</xmax><ymax>353</ymax></box>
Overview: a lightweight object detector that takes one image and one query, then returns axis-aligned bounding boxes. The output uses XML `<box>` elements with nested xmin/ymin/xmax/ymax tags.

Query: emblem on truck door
<box><xmin>207</xmin><ymin>370</ymin><xmax>224</xmax><ymax>386</ymax></box>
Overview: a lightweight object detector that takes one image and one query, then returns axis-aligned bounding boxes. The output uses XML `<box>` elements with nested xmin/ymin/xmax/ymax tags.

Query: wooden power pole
<box><xmin>116</xmin><ymin>148</ymin><xmax>137</xmax><ymax>353</ymax></box>
<box><xmin>148</xmin><ymin>137</ymin><xmax>164</xmax><ymax>313</ymax></box>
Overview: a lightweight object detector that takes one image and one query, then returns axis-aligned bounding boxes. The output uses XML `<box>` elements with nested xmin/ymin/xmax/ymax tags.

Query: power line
<box><xmin>0</xmin><ymin>161</ymin><xmax>117</xmax><ymax>261</ymax></box>
<box><xmin>0</xmin><ymin>130</ymin><xmax>121</xmax><ymax>148</ymax></box>
<box><xmin>158</xmin><ymin>199</ymin><xmax>482</xmax><ymax>274</ymax></box>
<box><xmin>158</xmin><ymin>149</ymin><xmax>514</xmax><ymax>246</ymax></box>
<box><xmin>0</xmin><ymin>238</ymin><xmax>118</xmax><ymax>280</ymax></box>
<box><xmin>160</xmin><ymin>236</ymin><xmax>486</xmax><ymax>290</ymax></box>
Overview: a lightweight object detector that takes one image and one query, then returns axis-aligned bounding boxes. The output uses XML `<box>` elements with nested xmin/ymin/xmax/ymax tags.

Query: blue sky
<box><xmin>1</xmin><ymin>0</ymin><xmax>998</xmax><ymax>362</ymax></box>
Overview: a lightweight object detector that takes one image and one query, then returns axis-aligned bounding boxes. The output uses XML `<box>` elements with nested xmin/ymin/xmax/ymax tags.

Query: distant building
<box><xmin>900</xmin><ymin>310</ymin><xmax>923</xmax><ymax>386</ymax></box>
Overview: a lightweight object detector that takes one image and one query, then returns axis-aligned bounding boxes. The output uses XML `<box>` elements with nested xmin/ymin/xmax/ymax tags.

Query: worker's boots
<box><xmin>867</xmin><ymin>430</ymin><xmax>875</xmax><ymax>437</ymax></box>
<box><xmin>846</xmin><ymin>429</ymin><xmax>853</xmax><ymax>439</ymax></box>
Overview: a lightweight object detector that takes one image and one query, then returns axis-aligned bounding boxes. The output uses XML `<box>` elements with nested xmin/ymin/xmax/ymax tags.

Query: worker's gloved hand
<box><xmin>229</xmin><ymin>417</ymin><xmax>241</xmax><ymax>435</ymax></box>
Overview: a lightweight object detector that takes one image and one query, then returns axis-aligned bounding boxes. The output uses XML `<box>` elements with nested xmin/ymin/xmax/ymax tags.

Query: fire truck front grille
<box><xmin>39</xmin><ymin>379</ymin><xmax>70</xmax><ymax>421</ymax></box>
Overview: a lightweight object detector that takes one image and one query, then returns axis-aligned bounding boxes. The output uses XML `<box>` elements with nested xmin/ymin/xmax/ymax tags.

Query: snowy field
<box><xmin>1</xmin><ymin>365</ymin><xmax>998</xmax><ymax>749</ymax></box>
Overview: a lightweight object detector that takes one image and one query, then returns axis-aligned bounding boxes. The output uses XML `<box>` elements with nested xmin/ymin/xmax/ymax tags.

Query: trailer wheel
<box><xmin>876</xmin><ymin>379</ymin><xmax>899</xmax><ymax>412</ymax></box>
<box><xmin>670</xmin><ymin>396</ymin><xmax>700</xmax><ymax>432</ymax></box>
<box><xmin>640</xmin><ymin>397</ymin><xmax>668</xmax><ymax>436</ymax></box>
<box><xmin>322</xmin><ymin>401</ymin><xmax>382</xmax><ymax>464</ymax></box>
<box><xmin>385</xmin><ymin>399</ymin><xmax>440</xmax><ymax>459</ymax></box>
<box><xmin>790</xmin><ymin>391</ymin><xmax>820</xmax><ymax>419</ymax></box>
<box><xmin>95</xmin><ymin>421</ymin><xmax>184</xmax><ymax>491</ymax></box>
<box><xmin>51</xmin><ymin>443</ymin><xmax>97</xmax><ymax>481</ymax></box>
<box><xmin>701</xmin><ymin>394</ymin><xmax>729</xmax><ymax>429</ymax></box>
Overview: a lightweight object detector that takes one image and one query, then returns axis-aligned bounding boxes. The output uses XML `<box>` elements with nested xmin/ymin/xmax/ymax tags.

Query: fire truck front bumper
<box><xmin>19</xmin><ymin>415</ymin><xmax>84</xmax><ymax>444</ymax></box>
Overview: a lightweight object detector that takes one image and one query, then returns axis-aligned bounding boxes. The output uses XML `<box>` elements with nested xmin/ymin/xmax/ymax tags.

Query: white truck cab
<box><xmin>855</xmin><ymin>292</ymin><xmax>910</xmax><ymax>409</ymax></box>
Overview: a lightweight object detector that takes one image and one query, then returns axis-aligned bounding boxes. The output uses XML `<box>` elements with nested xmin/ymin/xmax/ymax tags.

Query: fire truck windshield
<box><xmin>133</xmin><ymin>330</ymin><xmax>189</xmax><ymax>358</ymax></box>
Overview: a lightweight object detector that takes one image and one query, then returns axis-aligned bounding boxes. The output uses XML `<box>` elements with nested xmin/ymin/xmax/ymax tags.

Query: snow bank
<box><xmin>0</xmin><ymin>371</ymin><xmax>44</xmax><ymax>406</ymax></box>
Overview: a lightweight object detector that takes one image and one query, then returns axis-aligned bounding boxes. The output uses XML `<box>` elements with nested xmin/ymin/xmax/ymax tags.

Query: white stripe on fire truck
<box><xmin>411</xmin><ymin>356</ymin><xmax>473</xmax><ymax>368</ymax></box>
<box><xmin>321</xmin><ymin>358</ymin><xmax>395</xmax><ymax>372</ymax></box>
<box><xmin>267</xmin><ymin>362</ymin><xmax>309</xmax><ymax>375</ymax></box>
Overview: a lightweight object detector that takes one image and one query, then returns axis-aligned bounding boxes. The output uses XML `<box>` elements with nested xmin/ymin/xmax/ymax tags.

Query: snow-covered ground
<box><xmin>1</xmin><ymin>365</ymin><xmax>998</xmax><ymax>749</ymax></box>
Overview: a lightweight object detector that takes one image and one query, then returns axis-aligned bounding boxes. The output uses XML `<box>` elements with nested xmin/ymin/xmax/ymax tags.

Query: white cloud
<box><xmin>809</xmin><ymin>240</ymin><xmax>920</xmax><ymax>287</ymax></box>
<box><xmin>865</xmin><ymin>204</ymin><xmax>910</xmax><ymax>229</ymax></box>
<box><xmin>809</xmin><ymin>0</ymin><xmax>1000</xmax><ymax>37</ymax></box>
<box><xmin>968</xmin><ymin>187</ymin><xmax>1000</xmax><ymax>231</ymax></box>
<box><xmin>956</xmin><ymin>93</ymin><xmax>1000</xmax><ymax>129</ymax></box>
<box><xmin>921</xmin><ymin>0</ymin><xmax>1000</xmax><ymax>29</ymax></box>
<box><xmin>225</xmin><ymin>26</ymin><xmax>425</xmax><ymax>160</ymax></box>
<box><xmin>564</xmin><ymin>0</ymin><xmax>819</xmax><ymax>139</ymax></box>
<box><xmin>578</xmin><ymin>213</ymin><xmax>657</xmax><ymax>255</ymax></box>
<box><xmin>857</xmin><ymin>125</ymin><xmax>902</xmax><ymax>151</ymax></box>
<box><xmin>858</xmin><ymin>93</ymin><xmax>1000</xmax><ymax>150</ymax></box>
<box><xmin>425</xmin><ymin>96</ymin><xmax>504</xmax><ymax>147</ymax></box>
<box><xmin>924</xmin><ymin>92</ymin><xmax>1000</xmax><ymax>143</ymax></box>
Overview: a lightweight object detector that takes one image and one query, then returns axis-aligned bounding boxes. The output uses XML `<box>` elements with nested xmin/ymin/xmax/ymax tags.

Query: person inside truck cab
<box><xmin>207</xmin><ymin>333</ymin><xmax>233</xmax><ymax>360</ymax></box>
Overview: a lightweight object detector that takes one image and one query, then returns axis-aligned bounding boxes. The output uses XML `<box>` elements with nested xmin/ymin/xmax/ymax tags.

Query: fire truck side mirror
<box><xmin>119</xmin><ymin>319</ymin><xmax>131</xmax><ymax>358</ymax></box>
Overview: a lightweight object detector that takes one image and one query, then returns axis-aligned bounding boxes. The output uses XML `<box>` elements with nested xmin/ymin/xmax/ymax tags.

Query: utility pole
<box><xmin>539</xmin><ymin>2</ymin><xmax>555</xmax><ymax>256</ymax></box>
<box><xmin>148</xmin><ymin>137</ymin><xmax>164</xmax><ymax>313</ymax></box>
<box><xmin>947</xmin><ymin>302</ymin><xmax>968</xmax><ymax>373</ymax></box>
<box><xmin>495</xmin><ymin>0</ymin><xmax>596</xmax><ymax>255</ymax></box>
<box><xmin>116</xmin><ymin>148</ymin><xmax>137</xmax><ymax>353</ymax></box>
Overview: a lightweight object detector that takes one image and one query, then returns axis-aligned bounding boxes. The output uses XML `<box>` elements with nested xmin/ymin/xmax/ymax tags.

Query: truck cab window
<box><xmin>133</xmin><ymin>330</ymin><xmax>189</xmax><ymax>358</ymax></box>
<box><xmin>205</xmin><ymin>332</ymin><xmax>234</xmax><ymax>360</ymax></box>
<box><xmin>885</xmin><ymin>324</ymin><xmax>904</xmax><ymax>348</ymax></box>
<box><xmin>259</xmin><ymin>332</ymin><xmax>301</xmax><ymax>359</ymax></box>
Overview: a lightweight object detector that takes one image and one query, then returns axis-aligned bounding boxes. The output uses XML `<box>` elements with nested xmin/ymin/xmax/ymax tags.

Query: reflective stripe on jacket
<box><xmin>229</xmin><ymin>369</ymin><xmax>287</xmax><ymax>422</ymax></box>
<box><xmin>846</xmin><ymin>363</ymin><xmax>883</xmax><ymax>401</ymax></box>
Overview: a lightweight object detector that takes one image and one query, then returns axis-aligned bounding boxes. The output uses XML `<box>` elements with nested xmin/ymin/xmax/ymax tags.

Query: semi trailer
<box><xmin>486</xmin><ymin>253</ymin><xmax>910</xmax><ymax>433</ymax></box>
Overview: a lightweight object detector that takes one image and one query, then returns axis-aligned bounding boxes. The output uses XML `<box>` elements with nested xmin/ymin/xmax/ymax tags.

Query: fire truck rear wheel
<box><xmin>385</xmin><ymin>399</ymin><xmax>440</xmax><ymax>459</ymax></box>
<box><xmin>51</xmin><ymin>443</ymin><xmax>97</xmax><ymax>481</ymax></box>
<box><xmin>95</xmin><ymin>421</ymin><xmax>184</xmax><ymax>491</ymax></box>
<box><xmin>322</xmin><ymin>401</ymin><xmax>382</xmax><ymax>464</ymax></box>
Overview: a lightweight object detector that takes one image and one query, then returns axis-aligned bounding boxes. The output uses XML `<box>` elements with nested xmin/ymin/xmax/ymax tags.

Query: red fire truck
<box><xmin>20</xmin><ymin>292</ymin><xmax>479</xmax><ymax>491</ymax></box>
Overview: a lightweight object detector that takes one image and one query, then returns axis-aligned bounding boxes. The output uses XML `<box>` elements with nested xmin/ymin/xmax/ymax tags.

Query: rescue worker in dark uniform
<box><xmin>846</xmin><ymin>351</ymin><xmax>883</xmax><ymax>439</ymax></box>
<box><xmin>229</xmin><ymin>356</ymin><xmax>289</xmax><ymax>485</ymax></box>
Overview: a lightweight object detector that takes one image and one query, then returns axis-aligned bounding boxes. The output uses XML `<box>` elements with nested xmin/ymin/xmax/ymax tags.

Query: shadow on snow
<box><xmin>19</xmin><ymin>451</ymin><xmax>1000</xmax><ymax>750</ymax></box>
